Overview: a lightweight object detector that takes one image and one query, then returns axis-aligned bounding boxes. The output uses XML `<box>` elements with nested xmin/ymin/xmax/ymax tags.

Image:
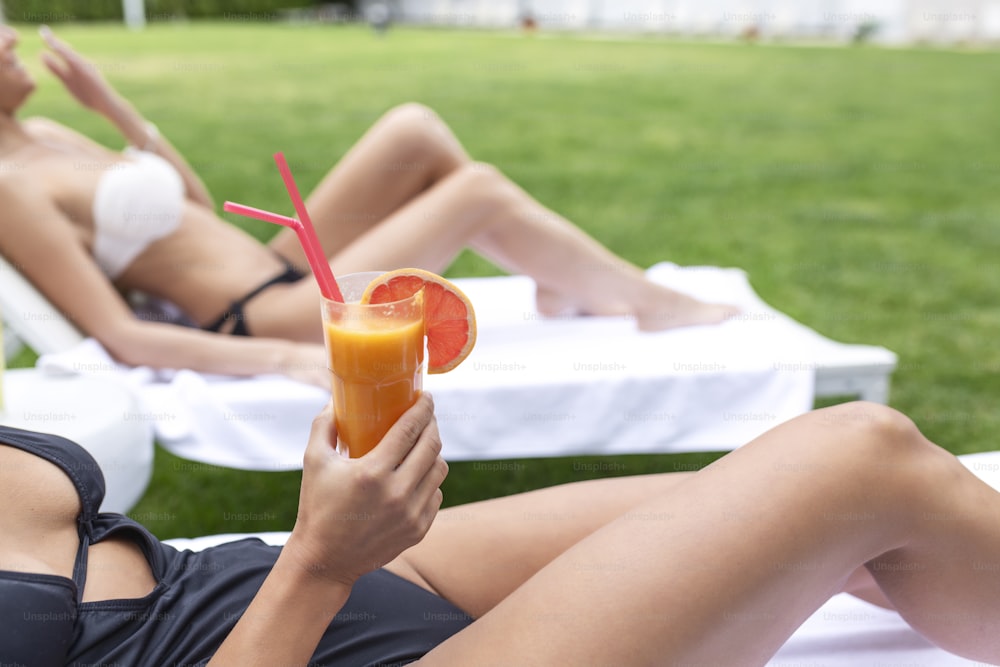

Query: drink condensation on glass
<box><xmin>321</xmin><ymin>272</ymin><xmax>425</xmax><ymax>458</ymax></box>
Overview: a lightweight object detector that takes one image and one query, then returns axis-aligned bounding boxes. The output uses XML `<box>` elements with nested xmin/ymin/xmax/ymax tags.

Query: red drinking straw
<box><xmin>222</xmin><ymin>154</ymin><xmax>344</xmax><ymax>302</ymax></box>
<box><xmin>222</xmin><ymin>202</ymin><xmax>299</xmax><ymax>229</ymax></box>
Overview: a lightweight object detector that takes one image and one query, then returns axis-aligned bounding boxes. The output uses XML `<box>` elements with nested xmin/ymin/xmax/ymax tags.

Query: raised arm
<box><xmin>208</xmin><ymin>397</ymin><xmax>448</xmax><ymax>666</ymax></box>
<box><xmin>0</xmin><ymin>177</ymin><xmax>324</xmax><ymax>385</ymax></box>
<box><xmin>38</xmin><ymin>26</ymin><xmax>214</xmax><ymax>210</ymax></box>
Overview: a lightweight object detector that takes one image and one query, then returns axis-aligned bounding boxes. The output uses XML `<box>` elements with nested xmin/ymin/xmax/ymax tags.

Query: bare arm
<box><xmin>209</xmin><ymin>398</ymin><xmax>448</xmax><ymax>666</ymax></box>
<box><xmin>0</xmin><ymin>178</ymin><xmax>324</xmax><ymax>384</ymax></box>
<box><xmin>106</xmin><ymin>318</ymin><xmax>325</xmax><ymax>383</ymax></box>
<box><xmin>38</xmin><ymin>26</ymin><xmax>215</xmax><ymax>210</ymax></box>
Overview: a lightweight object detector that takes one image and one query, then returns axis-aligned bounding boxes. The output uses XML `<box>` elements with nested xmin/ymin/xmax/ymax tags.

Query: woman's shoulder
<box><xmin>0</xmin><ymin>119</ymin><xmax>78</xmax><ymax>189</ymax></box>
<box><xmin>0</xmin><ymin>119</ymin><xmax>107</xmax><ymax>209</ymax></box>
<box><xmin>22</xmin><ymin>116</ymin><xmax>80</xmax><ymax>141</ymax></box>
<box><xmin>22</xmin><ymin>116</ymin><xmax>116</xmax><ymax>159</ymax></box>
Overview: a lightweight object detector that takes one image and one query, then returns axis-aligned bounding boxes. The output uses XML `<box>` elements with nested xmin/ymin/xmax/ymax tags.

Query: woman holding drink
<box><xmin>0</xmin><ymin>25</ymin><xmax>736</xmax><ymax>386</ymax></box>
<box><xmin>3</xmin><ymin>396</ymin><xmax>1000</xmax><ymax>664</ymax></box>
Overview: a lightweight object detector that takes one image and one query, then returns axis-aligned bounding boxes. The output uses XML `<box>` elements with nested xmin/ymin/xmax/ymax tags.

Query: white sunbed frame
<box><xmin>1</xmin><ymin>253</ymin><xmax>86</xmax><ymax>358</ymax></box>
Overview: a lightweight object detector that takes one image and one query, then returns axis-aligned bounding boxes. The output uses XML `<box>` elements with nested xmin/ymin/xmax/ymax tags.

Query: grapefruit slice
<box><xmin>361</xmin><ymin>269</ymin><xmax>477</xmax><ymax>374</ymax></box>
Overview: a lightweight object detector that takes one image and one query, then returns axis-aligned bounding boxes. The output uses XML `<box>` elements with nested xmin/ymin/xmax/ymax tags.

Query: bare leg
<box><xmin>386</xmin><ymin>471</ymin><xmax>694</xmax><ymax>618</ymax></box>
<box><xmin>268</xmin><ymin>103</ymin><xmax>470</xmax><ymax>261</ymax></box>
<box><xmin>388</xmin><ymin>470</ymin><xmax>894</xmax><ymax>620</ymax></box>
<box><xmin>264</xmin><ymin>104</ymin><xmax>737</xmax><ymax>336</ymax></box>
<box><xmin>395</xmin><ymin>402</ymin><xmax>1000</xmax><ymax>665</ymax></box>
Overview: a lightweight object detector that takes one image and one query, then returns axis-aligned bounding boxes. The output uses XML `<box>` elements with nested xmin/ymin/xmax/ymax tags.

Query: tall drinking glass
<box><xmin>321</xmin><ymin>272</ymin><xmax>425</xmax><ymax>458</ymax></box>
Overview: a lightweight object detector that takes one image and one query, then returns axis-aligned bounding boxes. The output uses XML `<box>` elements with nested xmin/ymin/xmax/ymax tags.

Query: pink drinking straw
<box><xmin>222</xmin><ymin>154</ymin><xmax>344</xmax><ymax>302</ymax></box>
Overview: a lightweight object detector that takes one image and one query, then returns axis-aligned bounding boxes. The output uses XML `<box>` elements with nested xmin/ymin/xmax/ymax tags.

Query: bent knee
<box><xmin>374</xmin><ymin>103</ymin><xmax>466</xmax><ymax>170</ymax></box>
<box><xmin>818</xmin><ymin>401</ymin><xmax>917</xmax><ymax>440</ymax></box>
<box><xmin>376</xmin><ymin>103</ymin><xmax>449</xmax><ymax>146</ymax></box>
<box><xmin>381</xmin><ymin>102</ymin><xmax>438</xmax><ymax>127</ymax></box>
<box><xmin>816</xmin><ymin>401</ymin><xmax>941</xmax><ymax>467</ymax></box>
<box><xmin>439</xmin><ymin>162</ymin><xmax>521</xmax><ymax>211</ymax></box>
<box><xmin>449</xmin><ymin>161</ymin><xmax>507</xmax><ymax>192</ymax></box>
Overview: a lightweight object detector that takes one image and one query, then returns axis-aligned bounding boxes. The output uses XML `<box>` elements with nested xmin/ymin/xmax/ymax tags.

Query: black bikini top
<box><xmin>0</xmin><ymin>423</ymin><xmax>160</xmax><ymax>664</ymax></box>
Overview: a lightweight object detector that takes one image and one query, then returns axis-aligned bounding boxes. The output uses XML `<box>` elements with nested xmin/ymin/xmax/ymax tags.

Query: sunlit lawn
<box><xmin>12</xmin><ymin>22</ymin><xmax>1000</xmax><ymax>538</ymax></box>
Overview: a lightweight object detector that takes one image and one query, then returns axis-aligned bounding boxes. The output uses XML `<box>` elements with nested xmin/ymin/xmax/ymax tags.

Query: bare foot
<box><xmin>634</xmin><ymin>291</ymin><xmax>740</xmax><ymax>332</ymax></box>
<box><xmin>535</xmin><ymin>286</ymin><xmax>630</xmax><ymax>319</ymax></box>
<box><xmin>535</xmin><ymin>285</ymin><xmax>739</xmax><ymax>331</ymax></box>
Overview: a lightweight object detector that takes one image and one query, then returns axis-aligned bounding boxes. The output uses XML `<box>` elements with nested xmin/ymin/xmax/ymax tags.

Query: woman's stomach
<box><xmin>114</xmin><ymin>202</ymin><xmax>294</xmax><ymax>326</ymax></box>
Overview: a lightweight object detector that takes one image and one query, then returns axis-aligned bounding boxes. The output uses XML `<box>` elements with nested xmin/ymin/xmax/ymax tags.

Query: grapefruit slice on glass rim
<box><xmin>360</xmin><ymin>268</ymin><xmax>477</xmax><ymax>374</ymax></box>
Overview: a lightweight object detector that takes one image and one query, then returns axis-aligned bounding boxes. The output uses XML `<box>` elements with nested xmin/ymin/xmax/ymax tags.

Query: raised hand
<box><xmin>285</xmin><ymin>394</ymin><xmax>448</xmax><ymax>586</ymax></box>
<box><xmin>38</xmin><ymin>25</ymin><xmax>124</xmax><ymax>119</ymax></box>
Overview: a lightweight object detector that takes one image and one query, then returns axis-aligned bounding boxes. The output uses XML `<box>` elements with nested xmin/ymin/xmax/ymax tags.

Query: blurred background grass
<box><xmin>11</xmin><ymin>23</ymin><xmax>1000</xmax><ymax>538</ymax></box>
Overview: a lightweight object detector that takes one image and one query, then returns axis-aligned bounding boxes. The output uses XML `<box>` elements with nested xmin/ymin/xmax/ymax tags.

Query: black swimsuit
<box><xmin>202</xmin><ymin>261</ymin><xmax>305</xmax><ymax>336</ymax></box>
<box><xmin>0</xmin><ymin>425</ymin><xmax>472</xmax><ymax>666</ymax></box>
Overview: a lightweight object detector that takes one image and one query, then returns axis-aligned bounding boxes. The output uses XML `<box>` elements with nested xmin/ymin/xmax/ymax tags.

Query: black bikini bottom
<box><xmin>202</xmin><ymin>261</ymin><xmax>305</xmax><ymax>336</ymax></box>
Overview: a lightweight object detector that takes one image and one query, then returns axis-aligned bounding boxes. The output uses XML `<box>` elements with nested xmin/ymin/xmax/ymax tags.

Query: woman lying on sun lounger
<box><xmin>2</xmin><ymin>397</ymin><xmax>999</xmax><ymax>665</ymax></box>
<box><xmin>0</xmin><ymin>26</ymin><xmax>735</xmax><ymax>385</ymax></box>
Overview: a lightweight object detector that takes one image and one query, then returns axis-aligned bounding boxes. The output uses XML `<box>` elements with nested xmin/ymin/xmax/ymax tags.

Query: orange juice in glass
<box><xmin>321</xmin><ymin>272</ymin><xmax>424</xmax><ymax>458</ymax></box>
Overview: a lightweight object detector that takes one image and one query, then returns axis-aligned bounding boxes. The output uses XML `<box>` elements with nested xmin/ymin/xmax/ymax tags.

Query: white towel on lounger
<box><xmin>37</xmin><ymin>264</ymin><xmax>828</xmax><ymax>469</ymax></box>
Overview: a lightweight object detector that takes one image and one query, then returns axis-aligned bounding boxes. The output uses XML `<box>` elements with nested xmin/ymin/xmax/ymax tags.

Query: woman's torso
<box><xmin>0</xmin><ymin>427</ymin><xmax>474</xmax><ymax>665</ymax></box>
<box><xmin>10</xmin><ymin>118</ymin><xmax>291</xmax><ymax>326</ymax></box>
<box><xmin>0</xmin><ymin>426</ymin><xmax>262</xmax><ymax>665</ymax></box>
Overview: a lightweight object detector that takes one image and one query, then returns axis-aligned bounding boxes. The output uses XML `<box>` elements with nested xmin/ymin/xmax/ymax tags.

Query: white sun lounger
<box><xmin>2</xmin><ymin>253</ymin><xmax>897</xmax><ymax>468</ymax></box>
<box><xmin>0</xmin><ymin>253</ymin><xmax>85</xmax><ymax>356</ymax></box>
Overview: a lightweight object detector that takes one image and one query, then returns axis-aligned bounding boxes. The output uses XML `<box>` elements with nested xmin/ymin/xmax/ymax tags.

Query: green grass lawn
<box><xmin>10</xmin><ymin>22</ymin><xmax>1000</xmax><ymax>539</ymax></box>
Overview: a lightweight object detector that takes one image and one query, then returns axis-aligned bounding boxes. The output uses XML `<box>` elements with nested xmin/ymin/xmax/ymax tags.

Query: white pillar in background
<box><xmin>123</xmin><ymin>0</ymin><xmax>146</xmax><ymax>29</ymax></box>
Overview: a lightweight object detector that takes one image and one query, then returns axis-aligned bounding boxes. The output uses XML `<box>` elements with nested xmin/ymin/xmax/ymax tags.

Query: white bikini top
<box><xmin>91</xmin><ymin>148</ymin><xmax>185</xmax><ymax>279</ymax></box>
